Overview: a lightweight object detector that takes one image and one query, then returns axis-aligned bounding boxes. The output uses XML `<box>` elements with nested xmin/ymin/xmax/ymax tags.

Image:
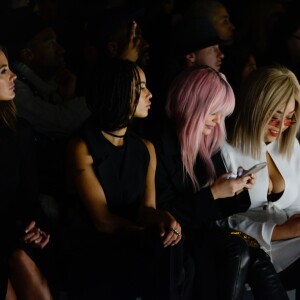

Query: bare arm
<box><xmin>67</xmin><ymin>138</ymin><xmax>142</xmax><ymax>234</ymax></box>
<box><xmin>140</xmin><ymin>140</ymin><xmax>182</xmax><ymax>247</ymax></box>
<box><xmin>272</xmin><ymin>214</ymin><xmax>300</xmax><ymax>241</ymax></box>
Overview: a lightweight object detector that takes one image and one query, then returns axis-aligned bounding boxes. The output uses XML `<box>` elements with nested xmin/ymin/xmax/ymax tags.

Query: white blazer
<box><xmin>221</xmin><ymin>139</ymin><xmax>300</xmax><ymax>272</ymax></box>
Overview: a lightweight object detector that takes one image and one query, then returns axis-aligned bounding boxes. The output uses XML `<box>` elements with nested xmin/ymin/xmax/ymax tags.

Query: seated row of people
<box><xmin>58</xmin><ymin>60</ymin><xmax>299</xmax><ymax>299</ymax></box>
<box><xmin>1</xmin><ymin>2</ymin><xmax>299</xmax><ymax>299</ymax></box>
<box><xmin>3</xmin><ymin>8</ymin><xmax>298</xmax><ymax>299</ymax></box>
<box><xmin>1</xmin><ymin>41</ymin><xmax>300</xmax><ymax>299</ymax></box>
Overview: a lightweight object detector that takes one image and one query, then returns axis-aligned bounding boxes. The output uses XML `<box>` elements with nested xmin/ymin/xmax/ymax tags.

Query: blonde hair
<box><xmin>228</xmin><ymin>65</ymin><xmax>300</xmax><ymax>159</ymax></box>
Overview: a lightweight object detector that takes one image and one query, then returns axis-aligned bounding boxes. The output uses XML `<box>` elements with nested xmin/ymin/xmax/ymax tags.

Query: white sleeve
<box><xmin>282</xmin><ymin>141</ymin><xmax>300</xmax><ymax>217</ymax></box>
<box><xmin>285</xmin><ymin>190</ymin><xmax>300</xmax><ymax>217</ymax></box>
<box><xmin>227</xmin><ymin>213</ymin><xmax>277</xmax><ymax>251</ymax></box>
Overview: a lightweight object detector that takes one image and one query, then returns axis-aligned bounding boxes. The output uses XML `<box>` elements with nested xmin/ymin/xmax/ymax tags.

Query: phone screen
<box><xmin>242</xmin><ymin>162</ymin><xmax>267</xmax><ymax>177</ymax></box>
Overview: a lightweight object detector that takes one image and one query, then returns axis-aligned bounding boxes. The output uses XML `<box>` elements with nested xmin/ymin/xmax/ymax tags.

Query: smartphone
<box><xmin>241</xmin><ymin>162</ymin><xmax>267</xmax><ymax>177</ymax></box>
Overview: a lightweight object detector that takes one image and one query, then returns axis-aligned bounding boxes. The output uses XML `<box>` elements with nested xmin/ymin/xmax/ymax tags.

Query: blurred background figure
<box><xmin>185</xmin><ymin>0</ymin><xmax>235</xmax><ymax>44</ymax></box>
<box><xmin>1</xmin><ymin>9</ymin><xmax>90</xmax><ymax>240</ymax></box>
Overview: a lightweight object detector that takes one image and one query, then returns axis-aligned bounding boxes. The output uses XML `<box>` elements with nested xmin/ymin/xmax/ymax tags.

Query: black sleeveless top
<box><xmin>81</xmin><ymin>119</ymin><xmax>150</xmax><ymax>222</ymax></box>
<box><xmin>0</xmin><ymin>119</ymin><xmax>39</xmax><ymax>225</ymax></box>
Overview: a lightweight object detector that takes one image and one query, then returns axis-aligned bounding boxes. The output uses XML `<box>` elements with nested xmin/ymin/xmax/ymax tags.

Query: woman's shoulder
<box><xmin>289</xmin><ymin>138</ymin><xmax>300</xmax><ymax>162</ymax></box>
<box><xmin>141</xmin><ymin>138</ymin><xmax>154</xmax><ymax>150</ymax></box>
<box><xmin>67</xmin><ymin>137</ymin><xmax>89</xmax><ymax>158</ymax></box>
<box><xmin>67</xmin><ymin>137</ymin><xmax>94</xmax><ymax>173</ymax></box>
<box><xmin>140</xmin><ymin>138</ymin><xmax>155</xmax><ymax>158</ymax></box>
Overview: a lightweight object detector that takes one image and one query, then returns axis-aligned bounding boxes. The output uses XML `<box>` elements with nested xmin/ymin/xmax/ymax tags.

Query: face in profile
<box><xmin>133</xmin><ymin>67</ymin><xmax>152</xmax><ymax>118</ymax></box>
<box><xmin>28</xmin><ymin>27</ymin><xmax>66</xmax><ymax>74</ymax></box>
<box><xmin>264</xmin><ymin>100</ymin><xmax>296</xmax><ymax>143</ymax></box>
<box><xmin>241</xmin><ymin>55</ymin><xmax>257</xmax><ymax>82</ymax></box>
<box><xmin>203</xmin><ymin>112</ymin><xmax>221</xmax><ymax>135</ymax></box>
<box><xmin>0</xmin><ymin>50</ymin><xmax>17</xmax><ymax>101</ymax></box>
<box><xmin>211</xmin><ymin>5</ymin><xmax>235</xmax><ymax>42</ymax></box>
<box><xmin>111</xmin><ymin>21</ymin><xmax>150</xmax><ymax>65</ymax></box>
<box><xmin>188</xmin><ymin>44</ymin><xmax>224</xmax><ymax>71</ymax></box>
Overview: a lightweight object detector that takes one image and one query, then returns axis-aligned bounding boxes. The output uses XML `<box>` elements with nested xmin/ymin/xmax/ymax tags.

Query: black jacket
<box><xmin>154</xmin><ymin>119</ymin><xmax>251</xmax><ymax>231</ymax></box>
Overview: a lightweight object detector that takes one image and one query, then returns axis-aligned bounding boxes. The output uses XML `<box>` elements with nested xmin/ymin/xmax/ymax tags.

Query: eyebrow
<box><xmin>136</xmin><ymin>81</ymin><xmax>146</xmax><ymax>85</ymax></box>
<box><xmin>276</xmin><ymin>109</ymin><xmax>295</xmax><ymax>114</ymax></box>
<box><xmin>0</xmin><ymin>64</ymin><xmax>8</xmax><ymax>68</ymax></box>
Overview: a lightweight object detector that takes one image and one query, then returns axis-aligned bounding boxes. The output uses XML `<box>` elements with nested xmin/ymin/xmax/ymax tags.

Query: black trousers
<box><xmin>65</xmin><ymin>228</ymin><xmax>194</xmax><ymax>300</ymax></box>
<box><xmin>247</xmin><ymin>247</ymin><xmax>288</xmax><ymax>300</ymax></box>
<box><xmin>186</xmin><ymin>230</ymin><xmax>249</xmax><ymax>300</ymax></box>
<box><xmin>186</xmin><ymin>229</ymin><xmax>288</xmax><ymax>300</ymax></box>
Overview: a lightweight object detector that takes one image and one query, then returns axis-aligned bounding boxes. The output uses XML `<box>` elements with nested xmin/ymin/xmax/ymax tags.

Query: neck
<box><xmin>102</xmin><ymin>130</ymin><xmax>126</xmax><ymax>138</ymax></box>
<box><xmin>101</xmin><ymin>129</ymin><xmax>127</xmax><ymax>147</ymax></box>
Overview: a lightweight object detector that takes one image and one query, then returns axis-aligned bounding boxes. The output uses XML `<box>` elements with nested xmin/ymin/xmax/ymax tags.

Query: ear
<box><xmin>20</xmin><ymin>48</ymin><xmax>34</xmax><ymax>63</ymax></box>
<box><xmin>106</xmin><ymin>42</ymin><xmax>118</xmax><ymax>57</ymax></box>
<box><xmin>185</xmin><ymin>52</ymin><xmax>196</xmax><ymax>66</ymax></box>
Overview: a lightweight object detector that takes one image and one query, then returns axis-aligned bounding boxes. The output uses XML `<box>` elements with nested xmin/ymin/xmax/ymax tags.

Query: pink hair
<box><xmin>166</xmin><ymin>66</ymin><xmax>235</xmax><ymax>190</ymax></box>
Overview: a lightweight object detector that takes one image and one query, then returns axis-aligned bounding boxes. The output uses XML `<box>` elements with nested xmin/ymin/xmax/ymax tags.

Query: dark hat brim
<box><xmin>175</xmin><ymin>37</ymin><xmax>224</xmax><ymax>56</ymax></box>
<box><xmin>172</xmin><ymin>18</ymin><xmax>225</xmax><ymax>56</ymax></box>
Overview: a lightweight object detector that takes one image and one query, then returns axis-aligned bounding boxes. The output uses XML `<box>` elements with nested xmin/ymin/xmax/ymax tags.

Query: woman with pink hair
<box><xmin>154</xmin><ymin>65</ymin><xmax>288</xmax><ymax>299</ymax></box>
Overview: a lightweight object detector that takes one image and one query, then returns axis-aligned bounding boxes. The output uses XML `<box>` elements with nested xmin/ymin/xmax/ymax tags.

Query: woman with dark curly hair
<box><xmin>63</xmin><ymin>59</ymin><xmax>192</xmax><ymax>300</ymax></box>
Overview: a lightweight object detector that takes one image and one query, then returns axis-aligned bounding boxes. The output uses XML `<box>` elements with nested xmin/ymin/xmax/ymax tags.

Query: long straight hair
<box><xmin>166</xmin><ymin>66</ymin><xmax>235</xmax><ymax>190</ymax></box>
<box><xmin>0</xmin><ymin>45</ymin><xmax>17</xmax><ymax>131</ymax></box>
<box><xmin>228</xmin><ymin>65</ymin><xmax>300</xmax><ymax>160</ymax></box>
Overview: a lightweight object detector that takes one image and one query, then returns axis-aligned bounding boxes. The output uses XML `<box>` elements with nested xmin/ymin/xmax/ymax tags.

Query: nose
<box><xmin>216</xmin><ymin>46</ymin><xmax>224</xmax><ymax>59</ymax></box>
<box><xmin>214</xmin><ymin>113</ymin><xmax>221</xmax><ymax>123</ymax></box>
<box><xmin>10</xmin><ymin>70</ymin><xmax>17</xmax><ymax>81</ymax></box>
<box><xmin>56</xmin><ymin>42</ymin><xmax>65</xmax><ymax>55</ymax></box>
<box><xmin>219</xmin><ymin>50</ymin><xmax>224</xmax><ymax>59</ymax></box>
<box><xmin>146</xmin><ymin>87</ymin><xmax>152</xmax><ymax>99</ymax></box>
<box><xmin>140</xmin><ymin>38</ymin><xmax>149</xmax><ymax>50</ymax></box>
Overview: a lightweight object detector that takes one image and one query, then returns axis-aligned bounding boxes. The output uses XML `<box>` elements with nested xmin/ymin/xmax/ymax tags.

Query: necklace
<box><xmin>102</xmin><ymin>130</ymin><xmax>126</xmax><ymax>138</ymax></box>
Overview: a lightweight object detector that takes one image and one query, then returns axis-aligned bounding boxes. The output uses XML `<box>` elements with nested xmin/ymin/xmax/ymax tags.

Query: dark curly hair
<box><xmin>87</xmin><ymin>59</ymin><xmax>141</xmax><ymax>131</ymax></box>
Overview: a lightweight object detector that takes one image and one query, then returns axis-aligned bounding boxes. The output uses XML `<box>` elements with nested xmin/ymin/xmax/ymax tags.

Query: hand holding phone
<box><xmin>226</xmin><ymin>162</ymin><xmax>267</xmax><ymax>179</ymax></box>
<box><xmin>240</xmin><ymin>162</ymin><xmax>267</xmax><ymax>177</ymax></box>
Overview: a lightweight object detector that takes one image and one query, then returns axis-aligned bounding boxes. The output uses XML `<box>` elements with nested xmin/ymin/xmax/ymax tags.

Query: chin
<box><xmin>265</xmin><ymin>136</ymin><xmax>277</xmax><ymax>143</ymax></box>
<box><xmin>0</xmin><ymin>96</ymin><xmax>14</xmax><ymax>101</ymax></box>
<box><xmin>135</xmin><ymin>113</ymin><xmax>148</xmax><ymax>118</ymax></box>
<box><xmin>203</xmin><ymin>129</ymin><xmax>212</xmax><ymax>136</ymax></box>
<box><xmin>215</xmin><ymin>65</ymin><xmax>221</xmax><ymax>71</ymax></box>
